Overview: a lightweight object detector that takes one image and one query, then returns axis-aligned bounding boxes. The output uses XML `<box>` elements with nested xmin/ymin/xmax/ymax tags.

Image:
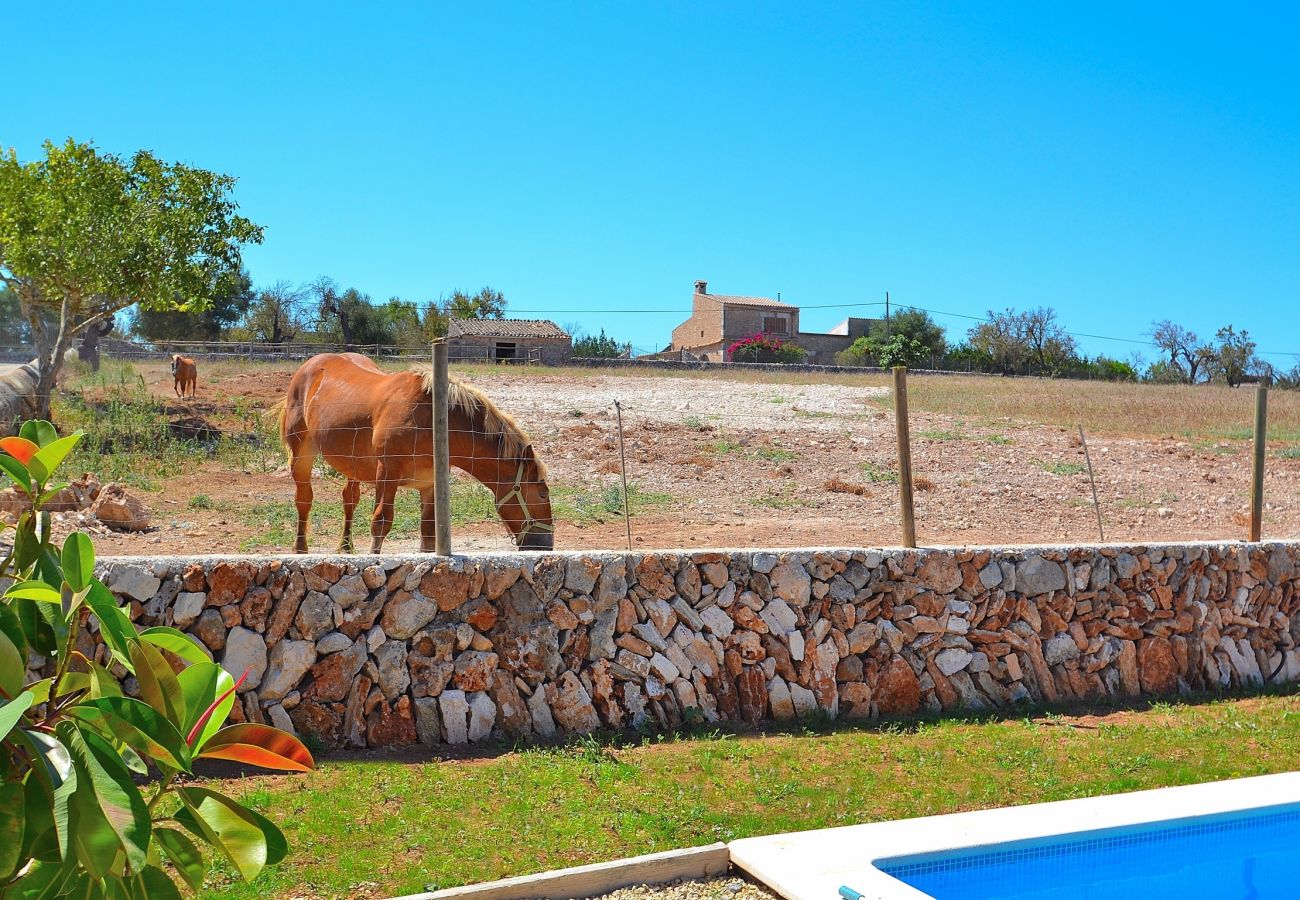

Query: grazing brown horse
<box><xmin>277</xmin><ymin>353</ymin><xmax>553</xmax><ymax>553</ymax></box>
<box><xmin>171</xmin><ymin>355</ymin><xmax>197</xmax><ymax>398</ymax></box>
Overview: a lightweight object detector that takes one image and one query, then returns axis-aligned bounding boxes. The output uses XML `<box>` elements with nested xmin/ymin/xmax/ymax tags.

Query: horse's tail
<box><xmin>266</xmin><ymin>398</ymin><xmax>289</xmax><ymax>458</ymax></box>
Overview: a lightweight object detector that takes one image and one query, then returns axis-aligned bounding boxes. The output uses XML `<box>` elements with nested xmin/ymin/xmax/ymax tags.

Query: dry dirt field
<box><xmin>44</xmin><ymin>358</ymin><xmax>1300</xmax><ymax>556</ymax></box>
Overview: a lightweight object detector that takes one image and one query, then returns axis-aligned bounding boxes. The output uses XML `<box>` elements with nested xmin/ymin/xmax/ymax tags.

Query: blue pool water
<box><xmin>871</xmin><ymin>803</ymin><xmax>1300</xmax><ymax>899</ymax></box>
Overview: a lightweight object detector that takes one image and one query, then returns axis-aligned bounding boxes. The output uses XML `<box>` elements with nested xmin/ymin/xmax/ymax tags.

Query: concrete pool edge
<box><xmin>727</xmin><ymin>772</ymin><xmax>1300</xmax><ymax>900</ymax></box>
<box><xmin>390</xmin><ymin>843</ymin><xmax>731</xmax><ymax>900</ymax></box>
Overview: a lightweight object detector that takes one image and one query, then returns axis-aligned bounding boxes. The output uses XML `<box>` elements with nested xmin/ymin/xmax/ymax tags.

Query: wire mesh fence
<box><xmin>10</xmin><ymin>349</ymin><xmax>1299</xmax><ymax>557</ymax></box>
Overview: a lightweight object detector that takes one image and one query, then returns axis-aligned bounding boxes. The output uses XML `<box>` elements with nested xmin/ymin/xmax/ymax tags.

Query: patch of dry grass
<box><xmin>905</xmin><ymin>376</ymin><xmax>1300</xmax><ymax>441</ymax></box>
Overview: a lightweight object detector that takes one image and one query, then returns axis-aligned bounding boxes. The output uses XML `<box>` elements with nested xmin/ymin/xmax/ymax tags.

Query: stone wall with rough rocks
<box><xmin>87</xmin><ymin>542</ymin><xmax>1300</xmax><ymax>749</ymax></box>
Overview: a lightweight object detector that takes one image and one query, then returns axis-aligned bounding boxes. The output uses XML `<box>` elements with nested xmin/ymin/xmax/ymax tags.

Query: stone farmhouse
<box><xmin>445</xmin><ymin>318</ymin><xmax>573</xmax><ymax>365</ymax></box>
<box><xmin>667</xmin><ymin>280</ymin><xmax>875</xmax><ymax>364</ymax></box>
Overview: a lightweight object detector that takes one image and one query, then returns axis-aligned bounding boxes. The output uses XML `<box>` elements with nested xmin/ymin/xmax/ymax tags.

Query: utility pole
<box><xmin>884</xmin><ymin>291</ymin><xmax>891</xmax><ymax>339</ymax></box>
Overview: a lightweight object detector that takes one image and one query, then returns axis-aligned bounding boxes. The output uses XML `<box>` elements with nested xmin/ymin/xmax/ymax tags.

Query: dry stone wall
<box><xmin>90</xmin><ymin>543</ymin><xmax>1300</xmax><ymax>749</ymax></box>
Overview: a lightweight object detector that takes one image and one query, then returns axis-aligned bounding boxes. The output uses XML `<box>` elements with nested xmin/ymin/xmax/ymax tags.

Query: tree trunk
<box><xmin>19</xmin><ymin>290</ymin><xmax>78</xmax><ymax>422</ymax></box>
<box><xmin>77</xmin><ymin>318</ymin><xmax>111</xmax><ymax>372</ymax></box>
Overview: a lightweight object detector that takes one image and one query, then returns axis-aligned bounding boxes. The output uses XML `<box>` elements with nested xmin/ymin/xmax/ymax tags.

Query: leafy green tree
<box><xmin>0</xmin><ymin>286</ymin><xmax>26</xmax><ymax>345</ymax></box>
<box><xmin>875</xmin><ymin>333</ymin><xmax>929</xmax><ymax>368</ymax></box>
<box><xmin>446</xmin><ymin>286</ymin><xmax>506</xmax><ymax>320</ymax></box>
<box><xmin>872</xmin><ymin>309</ymin><xmax>946</xmax><ymax>357</ymax></box>
<box><xmin>0</xmin><ymin>422</ymin><xmax>311</xmax><ymax>896</ymax></box>
<box><xmin>378</xmin><ymin>297</ymin><xmax>427</xmax><ymax>348</ymax></box>
<box><xmin>422</xmin><ymin>287</ymin><xmax>508</xmax><ymax>340</ymax></box>
<box><xmin>1205</xmin><ymin>325</ymin><xmax>1258</xmax><ymax>387</ymax></box>
<box><xmin>0</xmin><ymin>139</ymin><xmax>262</xmax><ymax>418</ymax></box>
<box><xmin>133</xmin><ymin>267</ymin><xmax>256</xmax><ymax>342</ymax></box>
<box><xmin>573</xmin><ymin>328</ymin><xmax>631</xmax><ymax>358</ymax></box>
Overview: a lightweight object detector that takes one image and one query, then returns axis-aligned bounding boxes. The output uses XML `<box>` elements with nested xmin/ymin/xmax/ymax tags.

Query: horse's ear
<box><xmin>522</xmin><ymin>443</ymin><xmax>535</xmax><ymax>460</ymax></box>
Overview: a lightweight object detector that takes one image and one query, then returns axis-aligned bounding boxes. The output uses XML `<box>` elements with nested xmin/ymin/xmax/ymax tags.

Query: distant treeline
<box><xmin>830</xmin><ymin>307</ymin><xmax>1298</xmax><ymax>388</ymax></box>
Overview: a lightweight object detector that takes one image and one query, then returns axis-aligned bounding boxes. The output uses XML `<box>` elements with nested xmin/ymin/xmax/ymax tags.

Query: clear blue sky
<box><xmin>7</xmin><ymin>2</ymin><xmax>1298</xmax><ymax>362</ymax></box>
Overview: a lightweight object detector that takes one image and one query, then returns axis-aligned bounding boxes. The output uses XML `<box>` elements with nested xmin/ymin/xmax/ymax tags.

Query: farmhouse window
<box><xmin>763</xmin><ymin>316</ymin><xmax>789</xmax><ymax>335</ymax></box>
<box><xmin>494</xmin><ymin>342</ymin><xmax>517</xmax><ymax>362</ymax></box>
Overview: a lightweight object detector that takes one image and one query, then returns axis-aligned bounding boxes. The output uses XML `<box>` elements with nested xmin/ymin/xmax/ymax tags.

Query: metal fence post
<box><xmin>432</xmin><ymin>340</ymin><xmax>452</xmax><ymax>556</ymax></box>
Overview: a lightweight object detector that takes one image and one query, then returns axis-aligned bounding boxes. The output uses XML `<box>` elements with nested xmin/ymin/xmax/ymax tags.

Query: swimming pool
<box><xmin>728</xmin><ymin>773</ymin><xmax>1300</xmax><ymax>900</ymax></box>
<box><xmin>871</xmin><ymin>802</ymin><xmax>1300</xmax><ymax>899</ymax></box>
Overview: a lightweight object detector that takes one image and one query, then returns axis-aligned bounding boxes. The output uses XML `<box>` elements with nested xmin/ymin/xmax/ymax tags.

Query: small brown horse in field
<box><xmin>277</xmin><ymin>353</ymin><xmax>553</xmax><ymax>553</ymax></box>
<box><xmin>171</xmin><ymin>355</ymin><xmax>197</xmax><ymax>398</ymax></box>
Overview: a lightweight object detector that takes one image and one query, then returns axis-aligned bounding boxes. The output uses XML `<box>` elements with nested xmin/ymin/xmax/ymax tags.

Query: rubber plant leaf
<box><xmin>0</xmin><ymin>781</ymin><xmax>25</xmax><ymax>880</ymax></box>
<box><xmin>0</xmin><ymin>631</ymin><xmax>24</xmax><ymax>700</ymax></box>
<box><xmin>195</xmin><ymin>723</ymin><xmax>315</xmax><ymax>772</ymax></box>
<box><xmin>0</xmin><ymin>451</ymin><xmax>31</xmax><ymax>495</ymax></box>
<box><xmin>70</xmin><ymin>696</ymin><xmax>192</xmax><ymax>772</ymax></box>
<box><xmin>29</xmin><ymin>432</ymin><xmax>85</xmax><ymax>484</ymax></box>
<box><xmin>2</xmin><ymin>580</ymin><xmax>62</xmax><ymax>604</ymax></box>
<box><xmin>128</xmin><ymin>639</ymin><xmax>186</xmax><ymax>727</ymax></box>
<box><xmin>177</xmin><ymin>663</ymin><xmax>235</xmax><ymax>750</ymax></box>
<box><xmin>60</xmin><ymin>532</ymin><xmax>95</xmax><ymax>594</ymax></box>
<box><xmin>0</xmin><ymin>436</ymin><xmax>39</xmax><ymax>465</ymax></box>
<box><xmin>154</xmin><ymin>828</ymin><xmax>205</xmax><ymax>892</ymax></box>
<box><xmin>0</xmin><ymin>690</ymin><xmax>34</xmax><ymax>740</ymax></box>
<box><xmin>62</xmin><ymin>722</ymin><xmax>151</xmax><ymax>876</ymax></box>
<box><xmin>19</xmin><ymin>419</ymin><xmax>57</xmax><ymax>448</ymax></box>
<box><xmin>135</xmin><ymin>865</ymin><xmax>185</xmax><ymax>900</ymax></box>
<box><xmin>175</xmin><ymin>786</ymin><xmax>269</xmax><ymax>881</ymax></box>
<box><xmin>138</xmin><ymin>626</ymin><xmax>212</xmax><ymax>664</ymax></box>
<box><xmin>84</xmin><ymin>580</ymin><xmax>138</xmax><ymax>672</ymax></box>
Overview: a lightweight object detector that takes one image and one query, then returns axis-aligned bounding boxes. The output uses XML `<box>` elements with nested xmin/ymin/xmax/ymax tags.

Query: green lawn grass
<box><xmin>197</xmin><ymin>691</ymin><xmax>1300</xmax><ymax>899</ymax></box>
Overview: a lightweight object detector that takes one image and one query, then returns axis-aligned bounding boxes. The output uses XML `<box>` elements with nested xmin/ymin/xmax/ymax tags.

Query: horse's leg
<box><xmin>339</xmin><ymin>479</ymin><xmax>361</xmax><ymax>553</ymax></box>
<box><xmin>291</xmin><ymin>449</ymin><xmax>315</xmax><ymax>554</ymax></box>
<box><xmin>419</xmin><ymin>486</ymin><xmax>437</xmax><ymax>553</ymax></box>
<box><xmin>370</xmin><ymin>467</ymin><xmax>398</xmax><ymax>554</ymax></box>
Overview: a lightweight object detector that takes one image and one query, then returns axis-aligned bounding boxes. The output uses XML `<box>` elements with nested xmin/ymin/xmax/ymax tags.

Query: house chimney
<box><xmin>694</xmin><ymin>280</ymin><xmax>707</xmax><ymax>295</ymax></box>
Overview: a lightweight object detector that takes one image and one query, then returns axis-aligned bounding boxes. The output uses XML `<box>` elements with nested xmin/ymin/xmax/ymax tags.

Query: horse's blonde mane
<box><xmin>413</xmin><ymin>367</ymin><xmax>547</xmax><ymax>476</ymax></box>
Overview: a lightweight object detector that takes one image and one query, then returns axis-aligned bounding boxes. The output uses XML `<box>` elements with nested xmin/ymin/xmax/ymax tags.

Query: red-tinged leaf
<box><xmin>195</xmin><ymin>723</ymin><xmax>314</xmax><ymax>772</ymax></box>
<box><xmin>186</xmin><ymin>666</ymin><xmax>247</xmax><ymax>747</ymax></box>
<box><xmin>0</xmin><ymin>436</ymin><xmax>38</xmax><ymax>465</ymax></box>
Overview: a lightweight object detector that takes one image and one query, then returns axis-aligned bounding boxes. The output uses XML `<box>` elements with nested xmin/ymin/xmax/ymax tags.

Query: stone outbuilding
<box><xmin>667</xmin><ymin>280</ymin><xmax>874</xmax><ymax>364</ymax></box>
<box><xmin>445</xmin><ymin>318</ymin><xmax>572</xmax><ymax>365</ymax></box>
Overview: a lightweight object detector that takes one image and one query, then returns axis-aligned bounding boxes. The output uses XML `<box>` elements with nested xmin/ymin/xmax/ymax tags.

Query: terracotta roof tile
<box><xmin>702</xmin><ymin>294</ymin><xmax>796</xmax><ymax>309</ymax></box>
<box><xmin>446</xmin><ymin>318</ymin><xmax>570</xmax><ymax>339</ymax></box>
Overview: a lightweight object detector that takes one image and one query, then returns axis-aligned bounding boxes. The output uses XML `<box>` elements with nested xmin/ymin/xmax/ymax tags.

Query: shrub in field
<box><xmin>726</xmin><ymin>333</ymin><xmax>807</xmax><ymax>364</ymax></box>
<box><xmin>0</xmin><ymin>422</ymin><xmax>312</xmax><ymax>896</ymax></box>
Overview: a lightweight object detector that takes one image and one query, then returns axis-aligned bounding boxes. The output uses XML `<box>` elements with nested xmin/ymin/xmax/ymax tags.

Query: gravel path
<box><xmin>585</xmin><ymin>874</ymin><xmax>779</xmax><ymax>900</ymax></box>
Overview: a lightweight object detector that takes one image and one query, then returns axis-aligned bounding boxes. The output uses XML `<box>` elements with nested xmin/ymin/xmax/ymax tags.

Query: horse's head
<box><xmin>170</xmin><ymin>354</ymin><xmax>180</xmax><ymax>376</ymax></box>
<box><xmin>495</xmin><ymin>444</ymin><xmax>553</xmax><ymax>550</ymax></box>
